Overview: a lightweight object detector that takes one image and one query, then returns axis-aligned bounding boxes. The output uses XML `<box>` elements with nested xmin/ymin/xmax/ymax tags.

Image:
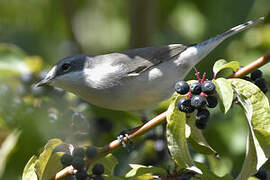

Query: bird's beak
<box><xmin>35</xmin><ymin>66</ymin><xmax>56</xmax><ymax>87</ymax></box>
<box><xmin>35</xmin><ymin>78</ymin><xmax>51</xmax><ymax>87</ymax></box>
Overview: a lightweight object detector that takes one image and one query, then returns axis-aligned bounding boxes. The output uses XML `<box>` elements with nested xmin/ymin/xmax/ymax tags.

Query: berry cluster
<box><xmin>60</xmin><ymin>146</ymin><xmax>105</xmax><ymax>180</ymax></box>
<box><xmin>175</xmin><ymin>74</ymin><xmax>218</xmax><ymax>130</ymax></box>
<box><xmin>242</xmin><ymin>69</ymin><xmax>268</xmax><ymax>93</ymax></box>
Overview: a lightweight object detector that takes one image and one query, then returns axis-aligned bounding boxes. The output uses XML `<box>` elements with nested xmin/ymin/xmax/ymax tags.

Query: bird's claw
<box><xmin>117</xmin><ymin>132</ymin><xmax>134</xmax><ymax>151</ymax></box>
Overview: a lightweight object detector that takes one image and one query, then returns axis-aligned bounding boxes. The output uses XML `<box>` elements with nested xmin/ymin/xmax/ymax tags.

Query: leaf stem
<box><xmin>50</xmin><ymin>53</ymin><xmax>270</xmax><ymax>180</ymax></box>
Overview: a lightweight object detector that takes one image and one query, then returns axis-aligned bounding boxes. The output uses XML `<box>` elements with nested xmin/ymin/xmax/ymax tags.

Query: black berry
<box><xmin>196</xmin><ymin>120</ymin><xmax>208</xmax><ymax>129</ymax></box>
<box><xmin>72</xmin><ymin>147</ymin><xmax>85</xmax><ymax>158</ymax></box>
<box><xmin>255</xmin><ymin>168</ymin><xmax>268</xmax><ymax>180</ymax></box>
<box><xmin>191</xmin><ymin>95</ymin><xmax>206</xmax><ymax>109</ymax></box>
<box><xmin>20</xmin><ymin>73</ymin><xmax>35</xmax><ymax>85</ymax></box>
<box><xmin>85</xmin><ymin>146</ymin><xmax>98</xmax><ymax>159</ymax></box>
<box><xmin>260</xmin><ymin>84</ymin><xmax>269</xmax><ymax>94</ymax></box>
<box><xmin>93</xmin><ymin>175</ymin><xmax>105</xmax><ymax>180</ymax></box>
<box><xmin>255</xmin><ymin>78</ymin><xmax>268</xmax><ymax>93</ymax></box>
<box><xmin>175</xmin><ymin>81</ymin><xmax>190</xmax><ymax>95</ymax></box>
<box><xmin>196</xmin><ymin>109</ymin><xmax>210</xmax><ymax>121</ymax></box>
<box><xmin>201</xmin><ymin>81</ymin><xmax>215</xmax><ymax>95</ymax></box>
<box><xmin>251</xmin><ymin>69</ymin><xmax>263</xmax><ymax>81</ymax></box>
<box><xmin>177</xmin><ymin>98</ymin><xmax>195</xmax><ymax>113</ymax></box>
<box><xmin>242</xmin><ymin>76</ymin><xmax>252</xmax><ymax>82</ymax></box>
<box><xmin>92</xmin><ymin>163</ymin><xmax>105</xmax><ymax>175</ymax></box>
<box><xmin>190</xmin><ymin>82</ymin><xmax>202</xmax><ymax>95</ymax></box>
<box><xmin>196</xmin><ymin>109</ymin><xmax>210</xmax><ymax>129</ymax></box>
<box><xmin>60</xmin><ymin>154</ymin><xmax>73</xmax><ymax>167</ymax></box>
<box><xmin>75</xmin><ymin>170</ymin><xmax>88</xmax><ymax>180</ymax></box>
<box><xmin>72</xmin><ymin>157</ymin><xmax>85</xmax><ymax>171</ymax></box>
<box><xmin>206</xmin><ymin>96</ymin><xmax>218</xmax><ymax>108</ymax></box>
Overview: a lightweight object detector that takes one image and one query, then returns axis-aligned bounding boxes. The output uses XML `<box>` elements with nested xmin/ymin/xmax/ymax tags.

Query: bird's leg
<box><xmin>116</xmin><ymin>111</ymin><xmax>151</xmax><ymax>149</ymax></box>
<box><xmin>117</xmin><ymin>127</ymin><xmax>141</xmax><ymax>151</ymax></box>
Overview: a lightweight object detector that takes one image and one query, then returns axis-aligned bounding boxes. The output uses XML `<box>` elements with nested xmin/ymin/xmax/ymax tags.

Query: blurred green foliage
<box><xmin>0</xmin><ymin>0</ymin><xmax>269</xmax><ymax>179</ymax></box>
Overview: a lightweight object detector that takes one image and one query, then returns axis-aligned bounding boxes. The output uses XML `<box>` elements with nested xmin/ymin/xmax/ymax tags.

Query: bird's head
<box><xmin>36</xmin><ymin>54</ymin><xmax>92</xmax><ymax>92</ymax></box>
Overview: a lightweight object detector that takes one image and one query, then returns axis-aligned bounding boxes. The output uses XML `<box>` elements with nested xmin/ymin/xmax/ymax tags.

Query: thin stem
<box><xmin>51</xmin><ymin>53</ymin><xmax>270</xmax><ymax>180</ymax></box>
<box><xmin>100</xmin><ymin>111</ymin><xmax>167</xmax><ymax>154</ymax></box>
<box><xmin>231</xmin><ymin>53</ymin><xmax>270</xmax><ymax>78</ymax></box>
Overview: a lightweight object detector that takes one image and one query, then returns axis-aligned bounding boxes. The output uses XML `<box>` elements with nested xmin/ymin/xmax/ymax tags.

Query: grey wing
<box><xmin>109</xmin><ymin>44</ymin><xmax>187</xmax><ymax>76</ymax></box>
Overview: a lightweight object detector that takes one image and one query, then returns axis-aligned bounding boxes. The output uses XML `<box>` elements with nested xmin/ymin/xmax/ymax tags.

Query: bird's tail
<box><xmin>217</xmin><ymin>17</ymin><xmax>264</xmax><ymax>41</ymax></box>
<box><xmin>191</xmin><ymin>17</ymin><xmax>264</xmax><ymax>64</ymax></box>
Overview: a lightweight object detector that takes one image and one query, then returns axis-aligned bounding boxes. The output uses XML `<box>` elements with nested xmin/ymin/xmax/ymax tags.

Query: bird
<box><xmin>36</xmin><ymin>17</ymin><xmax>264</xmax><ymax>117</ymax></box>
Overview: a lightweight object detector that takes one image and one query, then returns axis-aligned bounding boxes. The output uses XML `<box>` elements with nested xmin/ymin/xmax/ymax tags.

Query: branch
<box><xmin>50</xmin><ymin>53</ymin><xmax>270</xmax><ymax>180</ymax></box>
<box><xmin>231</xmin><ymin>53</ymin><xmax>270</xmax><ymax>78</ymax></box>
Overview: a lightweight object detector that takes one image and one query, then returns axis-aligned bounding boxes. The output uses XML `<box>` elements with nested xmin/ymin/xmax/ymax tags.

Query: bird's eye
<box><xmin>61</xmin><ymin>63</ymin><xmax>71</xmax><ymax>72</ymax></box>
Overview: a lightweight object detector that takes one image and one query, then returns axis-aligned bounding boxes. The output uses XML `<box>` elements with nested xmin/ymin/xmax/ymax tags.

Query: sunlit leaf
<box><xmin>186</xmin><ymin>113</ymin><xmax>217</xmax><ymax>155</ymax></box>
<box><xmin>248</xmin><ymin>177</ymin><xmax>260</xmax><ymax>180</ymax></box>
<box><xmin>0</xmin><ymin>130</ymin><xmax>21</xmax><ymax>178</ymax></box>
<box><xmin>0</xmin><ymin>43</ymin><xmax>29</xmax><ymax>76</ymax></box>
<box><xmin>22</xmin><ymin>156</ymin><xmax>38</xmax><ymax>180</ymax></box>
<box><xmin>213</xmin><ymin>78</ymin><xmax>233</xmax><ymax>114</ymax></box>
<box><xmin>213</xmin><ymin>59</ymin><xmax>228</xmax><ymax>73</ymax></box>
<box><xmin>208</xmin><ymin>156</ymin><xmax>233</xmax><ymax>177</ymax></box>
<box><xmin>133</xmin><ymin>174</ymin><xmax>156</xmax><ymax>180</ymax></box>
<box><xmin>89</xmin><ymin>153</ymin><xmax>118</xmax><ymax>176</ymax></box>
<box><xmin>195</xmin><ymin>162</ymin><xmax>234</xmax><ymax>180</ymax></box>
<box><xmin>213</xmin><ymin>59</ymin><xmax>240</xmax><ymax>75</ymax></box>
<box><xmin>125</xmin><ymin>164</ymin><xmax>167</xmax><ymax>178</ymax></box>
<box><xmin>0</xmin><ymin>43</ymin><xmax>26</xmax><ymax>59</ymax></box>
<box><xmin>35</xmin><ymin>139</ymin><xmax>63</xmax><ymax>180</ymax></box>
<box><xmin>228</xmin><ymin>79</ymin><xmax>270</xmax><ymax>180</ymax></box>
<box><xmin>166</xmin><ymin>92</ymin><xmax>201</xmax><ymax>174</ymax></box>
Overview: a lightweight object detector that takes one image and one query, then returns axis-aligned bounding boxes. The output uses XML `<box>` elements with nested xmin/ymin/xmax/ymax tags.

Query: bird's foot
<box><xmin>117</xmin><ymin>130</ymin><xmax>135</xmax><ymax>151</ymax></box>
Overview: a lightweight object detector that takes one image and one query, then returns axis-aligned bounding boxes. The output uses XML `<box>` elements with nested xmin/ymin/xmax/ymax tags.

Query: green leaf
<box><xmin>89</xmin><ymin>154</ymin><xmax>118</xmax><ymax>175</ymax></box>
<box><xmin>166</xmin><ymin>92</ymin><xmax>202</xmax><ymax>174</ymax></box>
<box><xmin>228</xmin><ymin>79</ymin><xmax>270</xmax><ymax>180</ymax></box>
<box><xmin>195</xmin><ymin>162</ymin><xmax>234</xmax><ymax>180</ymax></box>
<box><xmin>0</xmin><ymin>43</ymin><xmax>30</xmax><ymax>77</ymax></box>
<box><xmin>0</xmin><ymin>43</ymin><xmax>26</xmax><ymax>59</ymax></box>
<box><xmin>22</xmin><ymin>156</ymin><xmax>38</xmax><ymax>180</ymax></box>
<box><xmin>133</xmin><ymin>174</ymin><xmax>156</xmax><ymax>180</ymax></box>
<box><xmin>35</xmin><ymin>139</ymin><xmax>63</xmax><ymax>180</ymax></box>
<box><xmin>213</xmin><ymin>78</ymin><xmax>234</xmax><ymax>114</ymax></box>
<box><xmin>104</xmin><ymin>176</ymin><xmax>125</xmax><ymax>180</ymax></box>
<box><xmin>125</xmin><ymin>164</ymin><xmax>167</xmax><ymax>178</ymax></box>
<box><xmin>0</xmin><ymin>130</ymin><xmax>21</xmax><ymax>178</ymax></box>
<box><xmin>213</xmin><ymin>59</ymin><xmax>240</xmax><ymax>75</ymax></box>
<box><xmin>248</xmin><ymin>177</ymin><xmax>260</xmax><ymax>180</ymax></box>
<box><xmin>186</xmin><ymin>113</ymin><xmax>217</xmax><ymax>155</ymax></box>
<box><xmin>207</xmin><ymin>156</ymin><xmax>233</xmax><ymax>177</ymax></box>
